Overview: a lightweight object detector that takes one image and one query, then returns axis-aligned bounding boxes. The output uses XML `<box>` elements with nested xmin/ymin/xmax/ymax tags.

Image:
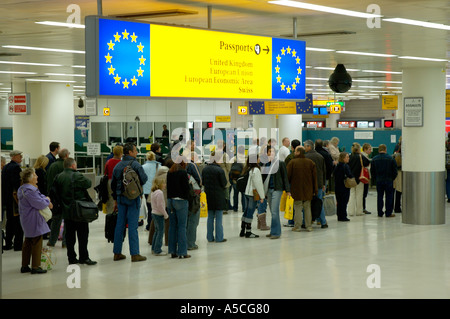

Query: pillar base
<box><xmin>402</xmin><ymin>171</ymin><xmax>445</xmax><ymax>225</ymax></box>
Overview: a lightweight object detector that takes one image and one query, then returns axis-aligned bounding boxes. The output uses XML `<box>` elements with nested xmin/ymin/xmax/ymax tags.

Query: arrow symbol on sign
<box><xmin>263</xmin><ymin>46</ymin><xmax>270</xmax><ymax>54</ymax></box>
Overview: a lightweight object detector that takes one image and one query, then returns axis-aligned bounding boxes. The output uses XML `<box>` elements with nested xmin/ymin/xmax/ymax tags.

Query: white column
<box><xmin>12</xmin><ymin>82</ymin><xmax>74</xmax><ymax>159</ymax></box>
<box><xmin>252</xmin><ymin>114</ymin><xmax>277</xmax><ymax>144</ymax></box>
<box><xmin>402</xmin><ymin>66</ymin><xmax>446</xmax><ymax>225</ymax></box>
<box><xmin>278</xmin><ymin>114</ymin><xmax>302</xmax><ymax>144</ymax></box>
<box><xmin>326</xmin><ymin>113</ymin><xmax>339</xmax><ymax>129</ymax></box>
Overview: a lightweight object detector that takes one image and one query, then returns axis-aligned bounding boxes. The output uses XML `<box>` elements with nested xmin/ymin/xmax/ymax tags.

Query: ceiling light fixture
<box><xmin>268</xmin><ymin>0</ymin><xmax>382</xmax><ymax>19</ymax></box>
<box><xmin>306</xmin><ymin>47</ymin><xmax>335</xmax><ymax>52</ymax></box>
<box><xmin>336</xmin><ymin>50</ymin><xmax>397</xmax><ymax>58</ymax></box>
<box><xmin>383</xmin><ymin>18</ymin><xmax>450</xmax><ymax>31</ymax></box>
<box><xmin>362</xmin><ymin>70</ymin><xmax>402</xmax><ymax>74</ymax></box>
<box><xmin>0</xmin><ymin>71</ymin><xmax>37</xmax><ymax>74</ymax></box>
<box><xmin>36</xmin><ymin>21</ymin><xmax>85</xmax><ymax>29</ymax></box>
<box><xmin>45</xmin><ymin>73</ymin><xmax>85</xmax><ymax>77</ymax></box>
<box><xmin>3</xmin><ymin>45</ymin><xmax>85</xmax><ymax>54</ymax></box>
<box><xmin>25</xmin><ymin>79</ymin><xmax>76</xmax><ymax>83</ymax></box>
<box><xmin>378</xmin><ymin>81</ymin><xmax>402</xmax><ymax>84</ymax></box>
<box><xmin>0</xmin><ymin>61</ymin><xmax>62</xmax><ymax>67</ymax></box>
<box><xmin>398</xmin><ymin>56</ymin><xmax>448</xmax><ymax>62</ymax></box>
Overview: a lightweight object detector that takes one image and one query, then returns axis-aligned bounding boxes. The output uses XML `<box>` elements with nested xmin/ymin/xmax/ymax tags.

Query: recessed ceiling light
<box><xmin>336</xmin><ymin>50</ymin><xmax>397</xmax><ymax>58</ymax></box>
<box><xmin>398</xmin><ymin>56</ymin><xmax>448</xmax><ymax>62</ymax></box>
<box><xmin>358</xmin><ymin>86</ymin><xmax>384</xmax><ymax>89</ymax></box>
<box><xmin>306</xmin><ymin>77</ymin><xmax>329</xmax><ymax>81</ymax></box>
<box><xmin>269</xmin><ymin>0</ymin><xmax>382</xmax><ymax>19</ymax></box>
<box><xmin>36</xmin><ymin>21</ymin><xmax>85</xmax><ymax>29</ymax></box>
<box><xmin>72</xmin><ymin>65</ymin><xmax>86</xmax><ymax>68</ymax></box>
<box><xmin>0</xmin><ymin>71</ymin><xmax>37</xmax><ymax>74</ymax></box>
<box><xmin>362</xmin><ymin>70</ymin><xmax>403</xmax><ymax>74</ymax></box>
<box><xmin>3</xmin><ymin>45</ymin><xmax>85</xmax><ymax>54</ymax></box>
<box><xmin>352</xmin><ymin>79</ymin><xmax>376</xmax><ymax>83</ymax></box>
<box><xmin>45</xmin><ymin>73</ymin><xmax>85</xmax><ymax>77</ymax></box>
<box><xmin>378</xmin><ymin>81</ymin><xmax>402</xmax><ymax>84</ymax></box>
<box><xmin>383</xmin><ymin>18</ymin><xmax>450</xmax><ymax>31</ymax></box>
<box><xmin>0</xmin><ymin>61</ymin><xmax>62</xmax><ymax>67</ymax></box>
<box><xmin>25</xmin><ymin>79</ymin><xmax>76</xmax><ymax>83</ymax></box>
<box><xmin>306</xmin><ymin>47</ymin><xmax>335</xmax><ymax>52</ymax></box>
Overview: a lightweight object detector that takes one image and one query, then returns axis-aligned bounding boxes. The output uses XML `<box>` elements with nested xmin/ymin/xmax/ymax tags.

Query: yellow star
<box><xmin>137</xmin><ymin>42</ymin><xmax>144</xmax><ymax>52</ymax></box>
<box><xmin>280</xmin><ymin>83</ymin><xmax>285</xmax><ymax>91</ymax></box>
<box><xmin>130</xmin><ymin>32</ymin><xmax>138</xmax><ymax>43</ymax></box>
<box><xmin>113</xmin><ymin>32</ymin><xmax>121</xmax><ymax>42</ymax></box>
<box><xmin>105</xmin><ymin>52</ymin><xmax>112</xmax><ymax>63</ymax></box>
<box><xmin>114</xmin><ymin>74</ymin><xmax>121</xmax><ymax>84</ymax></box>
<box><xmin>137</xmin><ymin>67</ymin><xmax>144</xmax><ymax>77</ymax></box>
<box><xmin>108</xmin><ymin>65</ymin><xmax>115</xmax><ymax>75</ymax></box>
<box><xmin>286</xmin><ymin>86</ymin><xmax>291</xmax><ymax>94</ymax></box>
<box><xmin>276</xmin><ymin>55</ymin><xmax>281</xmax><ymax>63</ymax></box>
<box><xmin>131</xmin><ymin>76</ymin><xmax>138</xmax><ymax>86</ymax></box>
<box><xmin>286</xmin><ymin>46</ymin><xmax>291</xmax><ymax>54</ymax></box>
<box><xmin>122</xmin><ymin>78</ymin><xmax>130</xmax><ymax>89</ymax></box>
<box><xmin>275</xmin><ymin>65</ymin><xmax>280</xmax><ymax>73</ymax></box>
<box><xmin>297</xmin><ymin>66</ymin><xmax>302</xmax><ymax>74</ymax></box>
<box><xmin>107</xmin><ymin>40</ymin><xmax>115</xmax><ymax>50</ymax></box>
<box><xmin>296</xmin><ymin>57</ymin><xmax>301</xmax><ymax>64</ymax></box>
<box><xmin>139</xmin><ymin>55</ymin><xmax>146</xmax><ymax>65</ymax></box>
<box><xmin>122</xmin><ymin>29</ymin><xmax>129</xmax><ymax>40</ymax></box>
<box><xmin>292</xmin><ymin>49</ymin><xmax>296</xmax><ymax>57</ymax></box>
<box><xmin>292</xmin><ymin>83</ymin><xmax>297</xmax><ymax>90</ymax></box>
<box><xmin>295</xmin><ymin>76</ymin><xmax>300</xmax><ymax>83</ymax></box>
<box><xmin>281</xmin><ymin>47</ymin><xmax>286</xmax><ymax>55</ymax></box>
<box><xmin>276</xmin><ymin>75</ymin><xmax>282</xmax><ymax>83</ymax></box>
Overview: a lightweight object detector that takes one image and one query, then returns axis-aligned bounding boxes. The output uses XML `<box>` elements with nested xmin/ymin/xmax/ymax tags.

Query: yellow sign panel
<box><xmin>382</xmin><ymin>95</ymin><xmax>398</xmax><ymax>110</ymax></box>
<box><xmin>329</xmin><ymin>104</ymin><xmax>341</xmax><ymax>114</ymax></box>
<box><xmin>446</xmin><ymin>90</ymin><xmax>450</xmax><ymax>114</ymax></box>
<box><xmin>150</xmin><ymin>24</ymin><xmax>272</xmax><ymax>99</ymax></box>
<box><xmin>215</xmin><ymin>116</ymin><xmax>231</xmax><ymax>122</ymax></box>
<box><xmin>238</xmin><ymin>106</ymin><xmax>248</xmax><ymax>115</ymax></box>
<box><xmin>103</xmin><ymin>107</ymin><xmax>110</xmax><ymax>116</ymax></box>
<box><xmin>264</xmin><ymin>101</ymin><xmax>296</xmax><ymax>114</ymax></box>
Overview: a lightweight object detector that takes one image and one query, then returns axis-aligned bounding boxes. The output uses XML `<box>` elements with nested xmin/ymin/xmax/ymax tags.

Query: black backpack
<box><xmin>236</xmin><ymin>169</ymin><xmax>249</xmax><ymax>193</ymax></box>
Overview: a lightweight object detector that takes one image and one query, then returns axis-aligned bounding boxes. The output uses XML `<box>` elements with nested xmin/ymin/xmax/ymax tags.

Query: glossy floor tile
<box><xmin>2</xmin><ymin>190</ymin><xmax>450</xmax><ymax>299</ymax></box>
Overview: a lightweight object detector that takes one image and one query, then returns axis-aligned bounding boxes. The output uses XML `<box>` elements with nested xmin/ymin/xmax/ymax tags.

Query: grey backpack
<box><xmin>122</xmin><ymin>160</ymin><xmax>142</xmax><ymax>200</ymax></box>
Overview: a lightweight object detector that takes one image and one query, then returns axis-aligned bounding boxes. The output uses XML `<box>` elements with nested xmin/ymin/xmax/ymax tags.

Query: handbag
<box><xmin>200</xmin><ymin>191</ymin><xmax>208</xmax><ymax>217</ymax></box>
<box><xmin>311</xmin><ymin>196</ymin><xmax>323</xmax><ymax>220</ymax></box>
<box><xmin>345</xmin><ymin>177</ymin><xmax>357</xmax><ymax>188</ymax></box>
<box><xmin>280</xmin><ymin>191</ymin><xmax>287</xmax><ymax>211</ymax></box>
<box><xmin>252</xmin><ymin>189</ymin><xmax>260</xmax><ymax>201</ymax></box>
<box><xmin>359</xmin><ymin>155</ymin><xmax>370</xmax><ymax>184</ymax></box>
<box><xmin>70</xmin><ymin>173</ymin><xmax>99</xmax><ymax>223</ymax></box>
<box><xmin>139</xmin><ymin>197</ymin><xmax>148</xmax><ymax>220</ymax></box>
<box><xmin>284</xmin><ymin>195</ymin><xmax>294</xmax><ymax>220</ymax></box>
<box><xmin>39</xmin><ymin>206</ymin><xmax>52</xmax><ymax>222</ymax></box>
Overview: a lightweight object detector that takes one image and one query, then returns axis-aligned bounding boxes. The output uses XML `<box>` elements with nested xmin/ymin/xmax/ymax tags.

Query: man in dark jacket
<box><xmin>2</xmin><ymin>150</ymin><xmax>23</xmax><ymax>251</ymax></box>
<box><xmin>45</xmin><ymin>141</ymin><xmax>60</xmax><ymax>170</ymax></box>
<box><xmin>111</xmin><ymin>142</ymin><xmax>148</xmax><ymax>262</ymax></box>
<box><xmin>202</xmin><ymin>152</ymin><xmax>228</xmax><ymax>243</ymax></box>
<box><xmin>287</xmin><ymin>146</ymin><xmax>318</xmax><ymax>232</ymax></box>
<box><xmin>315</xmin><ymin>139</ymin><xmax>334</xmax><ymax>189</ymax></box>
<box><xmin>370</xmin><ymin>144</ymin><xmax>398</xmax><ymax>217</ymax></box>
<box><xmin>53</xmin><ymin>157</ymin><xmax>96</xmax><ymax>265</ymax></box>
<box><xmin>46</xmin><ymin>148</ymin><xmax>70</xmax><ymax>248</ymax></box>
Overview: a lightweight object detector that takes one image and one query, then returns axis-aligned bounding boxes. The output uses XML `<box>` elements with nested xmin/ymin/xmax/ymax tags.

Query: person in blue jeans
<box><xmin>262</xmin><ymin>146</ymin><xmax>290</xmax><ymax>239</ymax></box>
<box><xmin>370</xmin><ymin>144</ymin><xmax>398</xmax><ymax>217</ymax></box>
<box><xmin>202</xmin><ymin>152</ymin><xmax>228</xmax><ymax>243</ymax></box>
<box><xmin>150</xmin><ymin>176</ymin><xmax>169</xmax><ymax>256</ymax></box>
<box><xmin>111</xmin><ymin>143</ymin><xmax>148</xmax><ymax>262</ymax></box>
<box><xmin>166</xmin><ymin>160</ymin><xmax>191</xmax><ymax>259</ymax></box>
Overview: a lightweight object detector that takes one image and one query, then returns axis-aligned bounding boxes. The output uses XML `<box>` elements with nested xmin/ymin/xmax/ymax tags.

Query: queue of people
<box><xmin>1</xmin><ymin>136</ymin><xmax>403</xmax><ymax>274</ymax></box>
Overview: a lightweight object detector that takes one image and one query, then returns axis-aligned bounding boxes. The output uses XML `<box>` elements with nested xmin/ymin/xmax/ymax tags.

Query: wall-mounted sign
<box><xmin>86</xmin><ymin>143</ymin><xmax>101</xmax><ymax>156</ymax></box>
<box><xmin>404</xmin><ymin>97</ymin><xmax>423</xmax><ymax>127</ymax></box>
<box><xmin>215</xmin><ymin>115</ymin><xmax>231</xmax><ymax>122</ymax></box>
<box><xmin>8</xmin><ymin>93</ymin><xmax>30</xmax><ymax>115</ymax></box>
<box><xmin>86</xmin><ymin>17</ymin><xmax>306</xmax><ymax>100</ymax></box>
<box><xmin>103</xmin><ymin>107</ymin><xmax>110</xmax><ymax>116</ymax></box>
<box><xmin>238</xmin><ymin>106</ymin><xmax>248</xmax><ymax>115</ymax></box>
<box><xmin>329</xmin><ymin>104</ymin><xmax>341</xmax><ymax>114</ymax></box>
<box><xmin>249</xmin><ymin>93</ymin><xmax>312</xmax><ymax>114</ymax></box>
<box><xmin>382</xmin><ymin>95</ymin><xmax>398</xmax><ymax>110</ymax></box>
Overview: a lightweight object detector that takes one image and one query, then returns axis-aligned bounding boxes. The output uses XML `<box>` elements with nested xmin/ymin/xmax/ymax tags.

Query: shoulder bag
<box><xmin>359</xmin><ymin>155</ymin><xmax>370</xmax><ymax>184</ymax></box>
<box><xmin>21</xmin><ymin>188</ymin><xmax>52</xmax><ymax>221</ymax></box>
<box><xmin>71</xmin><ymin>173</ymin><xmax>99</xmax><ymax>223</ymax></box>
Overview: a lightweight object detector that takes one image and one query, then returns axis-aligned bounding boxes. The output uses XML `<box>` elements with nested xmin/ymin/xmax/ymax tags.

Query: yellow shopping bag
<box><xmin>279</xmin><ymin>191</ymin><xmax>287</xmax><ymax>212</ymax></box>
<box><xmin>284</xmin><ymin>195</ymin><xmax>294</xmax><ymax>220</ymax></box>
<box><xmin>200</xmin><ymin>191</ymin><xmax>208</xmax><ymax>217</ymax></box>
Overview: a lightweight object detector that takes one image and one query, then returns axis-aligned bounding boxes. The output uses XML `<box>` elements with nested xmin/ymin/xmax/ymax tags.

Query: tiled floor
<box><xmin>2</xmin><ymin>190</ymin><xmax>450</xmax><ymax>299</ymax></box>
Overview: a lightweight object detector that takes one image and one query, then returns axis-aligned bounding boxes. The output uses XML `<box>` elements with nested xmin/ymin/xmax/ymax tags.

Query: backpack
<box><xmin>236</xmin><ymin>169</ymin><xmax>249</xmax><ymax>193</ymax></box>
<box><xmin>122</xmin><ymin>160</ymin><xmax>142</xmax><ymax>200</ymax></box>
<box><xmin>230</xmin><ymin>162</ymin><xmax>244</xmax><ymax>180</ymax></box>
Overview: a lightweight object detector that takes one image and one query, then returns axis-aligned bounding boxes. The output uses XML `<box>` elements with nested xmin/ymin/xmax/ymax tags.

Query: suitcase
<box><xmin>105</xmin><ymin>210</ymin><xmax>126</xmax><ymax>243</ymax></box>
<box><xmin>323</xmin><ymin>195</ymin><xmax>336</xmax><ymax>216</ymax></box>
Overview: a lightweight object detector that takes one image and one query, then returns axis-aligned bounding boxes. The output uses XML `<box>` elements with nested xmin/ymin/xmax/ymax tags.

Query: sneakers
<box><xmin>131</xmin><ymin>254</ymin><xmax>147</xmax><ymax>262</ymax></box>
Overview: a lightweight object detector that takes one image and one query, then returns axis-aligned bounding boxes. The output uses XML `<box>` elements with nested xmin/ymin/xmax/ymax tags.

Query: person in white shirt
<box><xmin>278</xmin><ymin>137</ymin><xmax>291</xmax><ymax>162</ymax></box>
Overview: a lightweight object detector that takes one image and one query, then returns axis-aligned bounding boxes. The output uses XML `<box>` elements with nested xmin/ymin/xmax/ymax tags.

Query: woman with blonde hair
<box><xmin>348</xmin><ymin>143</ymin><xmax>370</xmax><ymax>217</ymax></box>
<box><xmin>33</xmin><ymin>155</ymin><xmax>49</xmax><ymax>196</ymax></box>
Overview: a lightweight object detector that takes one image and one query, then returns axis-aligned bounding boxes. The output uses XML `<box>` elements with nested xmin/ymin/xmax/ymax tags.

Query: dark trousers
<box><xmin>5</xmin><ymin>207</ymin><xmax>23</xmax><ymax>250</ymax></box>
<box><xmin>363</xmin><ymin>183</ymin><xmax>369</xmax><ymax>210</ymax></box>
<box><xmin>394</xmin><ymin>190</ymin><xmax>402</xmax><ymax>212</ymax></box>
<box><xmin>376</xmin><ymin>181</ymin><xmax>394</xmax><ymax>217</ymax></box>
<box><xmin>22</xmin><ymin>235</ymin><xmax>43</xmax><ymax>268</ymax></box>
<box><xmin>335</xmin><ymin>189</ymin><xmax>350</xmax><ymax>220</ymax></box>
<box><xmin>64</xmin><ymin>219</ymin><xmax>89</xmax><ymax>263</ymax></box>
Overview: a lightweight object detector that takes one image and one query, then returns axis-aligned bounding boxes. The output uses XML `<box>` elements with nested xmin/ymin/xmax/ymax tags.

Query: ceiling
<box><xmin>0</xmin><ymin>0</ymin><xmax>448</xmax><ymax>101</ymax></box>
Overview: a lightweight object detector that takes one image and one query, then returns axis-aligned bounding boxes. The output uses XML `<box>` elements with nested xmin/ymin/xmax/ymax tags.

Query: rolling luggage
<box><xmin>105</xmin><ymin>209</ymin><xmax>126</xmax><ymax>243</ymax></box>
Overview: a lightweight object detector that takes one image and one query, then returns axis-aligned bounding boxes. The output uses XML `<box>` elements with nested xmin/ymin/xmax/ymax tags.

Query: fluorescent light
<box><xmin>378</xmin><ymin>81</ymin><xmax>402</xmax><ymax>84</ymax></box>
<box><xmin>72</xmin><ymin>65</ymin><xmax>86</xmax><ymax>68</ymax></box>
<box><xmin>336</xmin><ymin>50</ymin><xmax>397</xmax><ymax>58</ymax></box>
<box><xmin>383</xmin><ymin>18</ymin><xmax>450</xmax><ymax>31</ymax></box>
<box><xmin>25</xmin><ymin>79</ymin><xmax>76</xmax><ymax>83</ymax></box>
<box><xmin>269</xmin><ymin>0</ymin><xmax>382</xmax><ymax>19</ymax></box>
<box><xmin>399</xmin><ymin>56</ymin><xmax>448</xmax><ymax>62</ymax></box>
<box><xmin>45</xmin><ymin>73</ymin><xmax>85</xmax><ymax>77</ymax></box>
<box><xmin>0</xmin><ymin>61</ymin><xmax>62</xmax><ymax>67</ymax></box>
<box><xmin>358</xmin><ymin>86</ymin><xmax>384</xmax><ymax>89</ymax></box>
<box><xmin>352</xmin><ymin>79</ymin><xmax>376</xmax><ymax>83</ymax></box>
<box><xmin>3</xmin><ymin>45</ymin><xmax>85</xmax><ymax>54</ymax></box>
<box><xmin>306</xmin><ymin>77</ymin><xmax>329</xmax><ymax>81</ymax></box>
<box><xmin>73</xmin><ymin>85</ymin><xmax>86</xmax><ymax>88</ymax></box>
<box><xmin>306</xmin><ymin>47</ymin><xmax>335</xmax><ymax>52</ymax></box>
<box><xmin>362</xmin><ymin>70</ymin><xmax>402</xmax><ymax>74</ymax></box>
<box><xmin>306</xmin><ymin>84</ymin><xmax>325</xmax><ymax>87</ymax></box>
<box><xmin>386</xmin><ymin>87</ymin><xmax>402</xmax><ymax>89</ymax></box>
<box><xmin>36</xmin><ymin>21</ymin><xmax>85</xmax><ymax>29</ymax></box>
<box><xmin>0</xmin><ymin>71</ymin><xmax>37</xmax><ymax>74</ymax></box>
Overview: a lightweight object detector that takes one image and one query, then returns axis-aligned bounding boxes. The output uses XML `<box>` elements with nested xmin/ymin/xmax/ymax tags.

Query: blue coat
<box><xmin>111</xmin><ymin>155</ymin><xmax>148</xmax><ymax>200</ymax></box>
